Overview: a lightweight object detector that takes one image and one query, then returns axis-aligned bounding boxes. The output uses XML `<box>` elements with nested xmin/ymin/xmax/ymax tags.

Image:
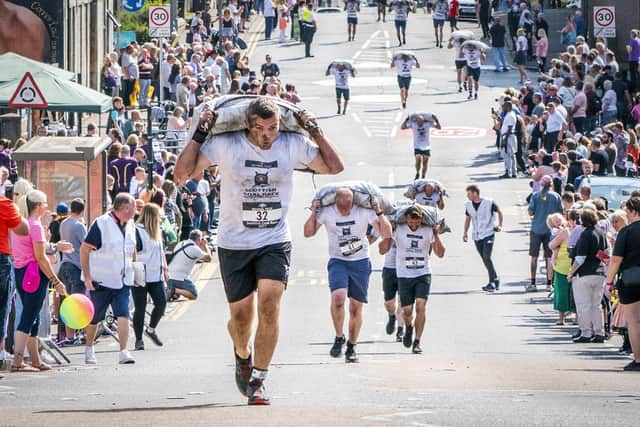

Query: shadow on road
<box><xmin>36</xmin><ymin>402</ymin><xmax>245</xmax><ymax>414</ymax></box>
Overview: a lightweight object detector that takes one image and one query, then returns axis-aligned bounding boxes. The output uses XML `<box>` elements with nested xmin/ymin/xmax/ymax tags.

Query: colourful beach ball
<box><xmin>60</xmin><ymin>294</ymin><xmax>94</xmax><ymax>329</ymax></box>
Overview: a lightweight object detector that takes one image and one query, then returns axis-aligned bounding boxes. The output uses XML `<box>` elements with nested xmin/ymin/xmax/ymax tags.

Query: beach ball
<box><xmin>60</xmin><ymin>294</ymin><xmax>94</xmax><ymax>329</ymax></box>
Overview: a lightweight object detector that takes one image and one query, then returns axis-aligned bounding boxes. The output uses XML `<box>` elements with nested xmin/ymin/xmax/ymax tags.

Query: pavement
<box><xmin>2</xmin><ymin>7</ymin><xmax>639</xmax><ymax>427</ymax></box>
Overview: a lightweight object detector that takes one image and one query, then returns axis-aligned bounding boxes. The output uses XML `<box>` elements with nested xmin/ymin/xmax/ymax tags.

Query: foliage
<box><xmin>120</xmin><ymin>0</ymin><xmax>169</xmax><ymax>43</ymax></box>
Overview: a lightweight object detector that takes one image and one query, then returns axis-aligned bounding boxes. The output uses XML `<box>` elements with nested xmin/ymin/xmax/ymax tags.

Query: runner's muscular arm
<box><xmin>305</xmin><ymin>128</ymin><xmax>344</xmax><ymax>175</ymax></box>
<box><xmin>379</xmin><ymin>237</ymin><xmax>394</xmax><ymax>255</ymax></box>
<box><xmin>432</xmin><ymin>228</ymin><xmax>445</xmax><ymax>258</ymax></box>
<box><xmin>372</xmin><ymin>213</ymin><xmax>393</xmax><ymax>239</ymax></box>
<box><xmin>174</xmin><ymin>110</ymin><xmax>216</xmax><ymax>185</ymax></box>
<box><xmin>303</xmin><ymin>202</ymin><xmax>322</xmax><ymax>237</ymax></box>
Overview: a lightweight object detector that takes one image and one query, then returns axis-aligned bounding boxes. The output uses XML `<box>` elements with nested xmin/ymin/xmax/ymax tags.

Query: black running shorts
<box><xmin>217</xmin><ymin>241</ymin><xmax>292</xmax><ymax>303</ymax></box>
<box><xmin>382</xmin><ymin>267</ymin><xmax>399</xmax><ymax>301</ymax></box>
<box><xmin>398</xmin><ymin>274</ymin><xmax>431</xmax><ymax>307</ymax></box>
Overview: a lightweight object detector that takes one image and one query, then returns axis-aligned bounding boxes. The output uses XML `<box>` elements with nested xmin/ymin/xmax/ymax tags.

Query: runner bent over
<box><xmin>390</xmin><ymin>0</ymin><xmax>411</xmax><ymax>46</ymax></box>
<box><xmin>345</xmin><ymin>0</ymin><xmax>360</xmax><ymax>41</ymax></box>
<box><xmin>401</xmin><ymin>113</ymin><xmax>440</xmax><ymax>179</ymax></box>
<box><xmin>326</xmin><ymin>63</ymin><xmax>356</xmax><ymax>115</ymax></box>
<box><xmin>415</xmin><ymin>181</ymin><xmax>446</xmax><ymax>210</ymax></box>
<box><xmin>463</xmin><ymin>185</ymin><xmax>503</xmax><ymax>292</ymax></box>
<box><xmin>380</xmin><ymin>206</ymin><xmax>445</xmax><ymax>353</ymax></box>
<box><xmin>392</xmin><ymin>53</ymin><xmax>420</xmax><ymax>109</ymax></box>
<box><xmin>304</xmin><ymin>189</ymin><xmax>392</xmax><ymax>362</ymax></box>
<box><xmin>174</xmin><ymin>97</ymin><xmax>343</xmax><ymax>405</ymax></box>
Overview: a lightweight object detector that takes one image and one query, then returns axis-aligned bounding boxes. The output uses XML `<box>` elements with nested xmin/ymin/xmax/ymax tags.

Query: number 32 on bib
<box><xmin>242</xmin><ymin>202</ymin><xmax>283</xmax><ymax>228</ymax></box>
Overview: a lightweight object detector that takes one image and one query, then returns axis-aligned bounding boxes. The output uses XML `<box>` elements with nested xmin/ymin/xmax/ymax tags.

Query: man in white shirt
<box><xmin>174</xmin><ymin>97</ymin><xmax>343</xmax><ymax>405</ymax></box>
<box><xmin>500</xmin><ymin>101</ymin><xmax>518</xmax><ymax>178</ymax></box>
<box><xmin>304</xmin><ymin>188</ymin><xmax>392</xmax><ymax>363</ymax></box>
<box><xmin>432</xmin><ymin>0</ymin><xmax>449</xmax><ymax>48</ymax></box>
<box><xmin>326</xmin><ymin>63</ymin><xmax>356</xmax><ymax>115</ymax></box>
<box><xmin>379</xmin><ymin>206</ymin><xmax>445</xmax><ymax>354</ymax></box>
<box><xmin>400</xmin><ymin>113</ymin><xmax>441</xmax><ymax>179</ymax></box>
<box><xmin>167</xmin><ymin>230</ymin><xmax>212</xmax><ymax>300</ymax></box>
<box><xmin>541</xmin><ymin>102</ymin><xmax>567</xmax><ymax>152</ymax></box>
<box><xmin>391</xmin><ymin>53</ymin><xmax>420</xmax><ymax>109</ymax></box>
<box><xmin>344</xmin><ymin>0</ymin><xmax>360</xmax><ymax>42</ymax></box>
<box><xmin>463</xmin><ymin>43</ymin><xmax>485</xmax><ymax>100</ymax></box>
<box><xmin>390</xmin><ymin>0</ymin><xmax>411</xmax><ymax>46</ymax></box>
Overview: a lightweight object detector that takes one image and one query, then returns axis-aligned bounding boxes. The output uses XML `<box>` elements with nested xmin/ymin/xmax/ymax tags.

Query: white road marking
<box><xmin>390</xmin><ymin>125</ymin><xmax>398</xmax><ymax>138</ymax></box>
<box><xmin>394</xmin><ymin>111</ymin><xmax>403</xmax><ymax>122</ymax></box>
<box><xmin>362</xmin><ymin>39</ymin><xmax>372</xmax><ymax>49</ymax></box>
<box><xmin>351</xmin><ymin>113</ymin><xmax>361</xmax><ymax>123</ymax></box>
<box><xmin>353</xmin><ymin>50</ymin><xmax>362</xmax><ymax>59</ymax></box>
<box><xmin>363</xmin><ymin>126</ymin><xmax>372</xmax><ymax>137</ymax></box>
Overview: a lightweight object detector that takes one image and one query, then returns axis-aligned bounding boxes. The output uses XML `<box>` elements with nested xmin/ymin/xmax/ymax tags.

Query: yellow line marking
<box><xmin>246</xmin><ymin>18</ymin><xmax>265</xmax><ymax>59</ymax></box>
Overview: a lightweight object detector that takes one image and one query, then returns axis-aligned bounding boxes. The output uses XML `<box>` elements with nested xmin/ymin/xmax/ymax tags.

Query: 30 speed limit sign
<box><xmin>149</xmin><ymin>5</ymin><xmax>171</xmax><ymax>38</ymax></box>
<box><xmin>593</xmin><ymin>6</ymin><xmax>615</xmax><ymax>38</ymax></box>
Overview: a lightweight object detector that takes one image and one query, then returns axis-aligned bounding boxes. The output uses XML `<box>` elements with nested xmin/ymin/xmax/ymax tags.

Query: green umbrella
<box><xmin>0</xmin><ymin>52</ymin><xmax>76</xmax><ymax>83</ymax></box>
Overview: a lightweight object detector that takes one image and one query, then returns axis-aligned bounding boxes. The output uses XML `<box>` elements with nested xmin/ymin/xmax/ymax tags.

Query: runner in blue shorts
<box><xmin>390</xmin><ymin>0</ymin><xmax>411</xmax><ymax>46</ymax></box>
<box><xmin>305</xmin><ymin>188</ymin><xmax>392</xmax><ymax>363</ymax></box>
<box><xmin>344</xmin><ymin>0</ymin><xmax>361</xmax><ymax>41</ymax></box>
<box><xmin>391</xmin><ymin>53</ymin><xmax>420</xmax><ymax>108</ymax></box>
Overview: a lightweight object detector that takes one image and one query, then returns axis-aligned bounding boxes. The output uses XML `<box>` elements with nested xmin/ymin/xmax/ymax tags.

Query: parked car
<box><xmin>580</xmin><ymin>176</ymin><xmax>640</xmax><ymax>210</ymax></box>
<box><xmin>458</xmin><ymin>1</ymin><xmax>478</xmax><ymax>22</ymax></box>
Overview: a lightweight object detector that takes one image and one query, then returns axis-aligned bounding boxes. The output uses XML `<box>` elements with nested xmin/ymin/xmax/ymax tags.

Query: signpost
<box><xmin>8</xmin><ymin>72</ymin><xmax>48</xmax><ymax>139</ymax></box>
<box><xmin>593</xmin><ymin>6</ymin><xmax>616</xmax><ymax>38</ymax></box>
<box><xmin>149</xmin><ymin>5</ymin><xmax>171</xmax><ymax>38</ymax></box>
<box><xmin>149</xmin><ymin>5</ymin><xmax>171</xmax><ymax>103</ymax></box>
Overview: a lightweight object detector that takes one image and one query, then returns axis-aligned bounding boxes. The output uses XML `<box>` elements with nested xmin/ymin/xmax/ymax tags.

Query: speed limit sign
<box><xmin>149</xmin><ymin>5</ymin><xmax>171</xmax><ymax>38</ymax></box>
<box><xmin>593</xmin><ymin>6</ymin><xmax>615</xmax><ymax>38</ymax></box>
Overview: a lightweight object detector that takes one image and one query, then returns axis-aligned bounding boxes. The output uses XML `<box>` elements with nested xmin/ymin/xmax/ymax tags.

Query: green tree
<box><xmin>120</xmin><ymin>0</ymin><xmax>168</xmax><ymax>43</ymax></box>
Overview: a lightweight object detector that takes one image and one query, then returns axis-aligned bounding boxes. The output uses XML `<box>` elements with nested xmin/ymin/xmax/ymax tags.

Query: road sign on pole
<box><xmin>8</xmin><ymin>72</ymin><xmax>48</xmax><ymax>109</ymax></box>
<box><xmin>593</xmin><ymin>6</ymin><xmax>616</xmax><ymax>38</ymax></box>
<box><xmin>149</xmin><ymin>5</ymin><xmax>171</xmax><ymax>38</ymax></box>
<box><xmin>122</xmin><ymin>0</ymin><xmax>145</xmax><ymax>13</ymax></box>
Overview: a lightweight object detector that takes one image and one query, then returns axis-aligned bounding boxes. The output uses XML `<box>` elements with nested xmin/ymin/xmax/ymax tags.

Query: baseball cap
<box><xmin>56</xmin><ymin>203</ymin><xmax>69</xmax><ymax>214</ymax></box>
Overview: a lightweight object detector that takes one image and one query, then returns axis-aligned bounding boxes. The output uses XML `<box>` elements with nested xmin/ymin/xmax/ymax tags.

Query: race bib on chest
<box><xmin>405</xmin><ymin>257</ymin><xmax>425</xmax><ymax>269</ymax></box>
<box><xmin>242</xmin><ymin>202</ymin><xmax>282</xmax><ymax>228</ymax></box>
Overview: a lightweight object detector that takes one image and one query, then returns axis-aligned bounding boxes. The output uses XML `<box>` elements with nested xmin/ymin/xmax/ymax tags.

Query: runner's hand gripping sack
<box><xmin>327</xmin><ymin>59</ymin><xmax>354</xmax><ymax>72</ymax></box>
<box><xmin>393</xmin><ymin>50</ymin><xmax>418</xmax><ymax>62</ymax></box>
<box><xmin>313</xmin><ymin>181</ymin><xmax>396</xmax><ymax>215</ymax></box>
<box><xmin>449</xmin><ymin>30</ymin><xmax>474</xmax><ymax>42</ymax></box>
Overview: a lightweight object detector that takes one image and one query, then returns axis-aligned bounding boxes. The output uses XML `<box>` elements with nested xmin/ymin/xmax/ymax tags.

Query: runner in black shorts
<box><xmin>380</xmin><ymin>239</ymin><xmax>405</xmax><ymax>342</ymax></box>
<box><xmin>344</xmin><ymin>0</ymin><xmax>360</xmax><ymax>42</ymax></box>
<box><xmin>377</xmin><ymin>0</ymin><xmax>387</xmax><ymax>22</ymax></box>
<box><xmin>174</xmin><ymin>97</ymin><xmax>344</xmax><ymax>405</ymax></box>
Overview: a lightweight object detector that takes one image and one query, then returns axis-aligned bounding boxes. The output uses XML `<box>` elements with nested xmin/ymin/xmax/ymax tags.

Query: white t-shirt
<box><xmin>546</xmin><ymin>110</ymin><xmax>566</xmax><ymax>133</ymax></box>
<box><xmin>393</xmin><ymin>224</ymin><xmax>434</xmax><ymax>278</ymax></box>
<box><xmin>500</xmin><ymin>111</ymin><xmax>517</xmax><ymax>136</ymax></box>
<box><xmin>201</xmin><ymin>131</ymin><xmax>319</xmax><ymax>250</ymax></box>
<box><xmin>331</xmin><ymin>68</ymin><xmax>351</xmax><ymax>90</ymax></box>
<box><xmin>454</xmin><ymin>40</ymin><xmax>466</xmax><ymax>61</ymax></box>
<box><xmin>392</xmin><ymin>2</ymin><xmax>409</xmax><ymax>21</ymax></box>
<box><xmin>415</xmin><ymin>191</ymin><xmax>441</xmax><ymax>208</ymax></box>
<box><xmin>395</xmin><ymin>59</ymin><xmax>416</xmax><ymax>77</ymax></box>
<box><xmin>168</xmin><ymin>240</ymin><xmax>207</xmax><ymax>281</ymax></box>
<box><xmin>517</xmin><ymin>35</ymin><xmax>528</xmax><ymax>52</ymax></box>
<box><xmin>464</xmin><ymin>48</ymin><xmax>481</xmax><ymax>68</ymax></box>
<box><xmin>433</xmin><ymin>1</ymin><xmax>448</xmax><ymax>20</ymax></box>
<box><xmin>345</xmin><ymin>1</ymin><xmax>359</xmax><ymax>18</ymax></box>
<box><xmin>409</xmin><ymin>121</ymin><xmax>433</xmax><ymax>150</ymax></box>
<box><xmin>316</xmin><ymin>205</ymin><xmax>377</xmax><ymax>261</ymax></box>
<box><xmin>383</xmin><ymin>243</ymin><xmax>397</xmax><ymax>269</ymax></box>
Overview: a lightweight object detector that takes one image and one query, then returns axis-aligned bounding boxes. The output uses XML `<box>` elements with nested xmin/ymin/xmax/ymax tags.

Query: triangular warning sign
<box><xmin>8</xmin><ymin>72</ymin><xmax>48</xmax><ymax>108</ymax></box>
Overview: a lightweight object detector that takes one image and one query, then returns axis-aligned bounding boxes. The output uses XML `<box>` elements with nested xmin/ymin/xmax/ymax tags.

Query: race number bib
<box><xmin>405</xmin><ymin>257</ymin><xmax>425</xmax><ymax>269</ymax></box>
<box><xmin>242</xmin><ymin>202</ymin><xmax>282</xmax><ymax>228</ymax></box>
<box><xmin>340</xmin><ymin>239</ymin><xmax>363</xmax><ymax>257</ymax></box>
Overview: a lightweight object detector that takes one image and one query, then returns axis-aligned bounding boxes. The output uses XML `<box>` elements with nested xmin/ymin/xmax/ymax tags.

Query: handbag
<box><xmin>23</xmin><ymin>261</ymin><xmax>41</xmax><ymax>293</ymax></box>
<box><xmin>621</xmin><ymin>266</ymin><xmax>640</xmax><ymax>287</ymax></box>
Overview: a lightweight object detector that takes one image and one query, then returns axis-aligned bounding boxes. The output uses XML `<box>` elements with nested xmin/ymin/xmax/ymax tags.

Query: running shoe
<box><xmin>623</xmin><ymin>360</ymin><xmax>640</xmax><ymax>371</ymax></box>
<box><xmin>396</xmin><ymin>326</ymin><xmax>404</xmax><ymax>342</ymax></box>
<box><xmin>573</xmin><ymin>335</ymin><xmax>592</xmax><ymax>343</ymax></box>
<box><xmin>118</xmin><ymin>350</ymin><xmax>136</xmax><ymax>364</ymax></box>
<box><xmin>494</xmin><ymin>279</ymin><xmax>500</xmax><ymax>291</ymax></box>
<box><xmin>386</xmin><ymin>314</ymin><xmax>396</xmax><ymax>335</ymax></box>
<box><xmin>571</xmin><ymin>330</ymin><xmax>582</xmax><ymax>339</ymax></box>
<box><xmin>345</xmin><ymin>344</ymin><xmax>358</xmax><ymax>363</ymax></box>
<box><xmin>135</xmin><ymin>339</ymin><xmax>145</xmax><ymax>351</ymax></box>
<box><xmin>402</xmin><ymin>101</ymin><xmax>406</xmax><ymax>109</ymax></box>
<box><xmin>525</xmin><ymin>284</ymin><xmax>537</xmax><ymax>292</ymax></box>
<box><xmin>458</xmin><ymin>86</ymin><xmax>462</xmax><ymax>92</ymax></box>
<box><xmin>412</xmin><ymin>340</ymin><xmax>422</xmax><ymax>354</ymax></box>
<box><xmin>482</xmin><ymin>283</ymin><xmax>496</xmax><ymax>292</ymax></box>
<box><xmin>85</xmin><ymin>346</ymin><xmax>97</xmax><ymax>365</ymax></box>
<box><xmin>235</xmin><ymin>351</ymin><xmax>253</xmax><ymax>397</ymax></box>
<box><xmin>330</xmin><ymin>336</ymin><xmax>346</xmax><ymax>357</ymax></box>
<box><xmin>590</xmin><ymin>335</ymin><xmax>606</xmax><ymax>343</ymax></box>
<box><xmin>247</xmin><ymin>380</ymin><xmax>270</xmax><ymax>405</ymax></box>
<box><xmin>414</xmin><ymin>173</ymin><xmax>420</xmax><ymax>180</ymax></box>
<box><xmin>145</xmin><ymin>329</ymin><xmax>163</xmax><ymax>347</ymax></box>
<box><xmin>474</xmin><ymin>93</ymin><xmax>478</xmax><ymax>100</ymax></box>
<box><xmin>403</xmin><ymin>325</ymin><xmax>413</xmax><ymax>348</ymax></box>
<box><xmin>467</xmin><ymin>94</ymin><xmax>473</xmax><ymax>100</ymax></box>
<box><xmin>337</xmin><ymin>107</ymin><xmax>341</xmax><ymax>114</ymax></box>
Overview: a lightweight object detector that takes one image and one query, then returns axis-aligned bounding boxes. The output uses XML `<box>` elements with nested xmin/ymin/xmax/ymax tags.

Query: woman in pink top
<box><xmin>536</xmin><ymin>29</ymin><xmax>549</xmax><ymax>73</ymax></box>
<box><xmin>10</xmin><ymin>190</ymin><xmax>66</xmax><ymax>372</ymax></box>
